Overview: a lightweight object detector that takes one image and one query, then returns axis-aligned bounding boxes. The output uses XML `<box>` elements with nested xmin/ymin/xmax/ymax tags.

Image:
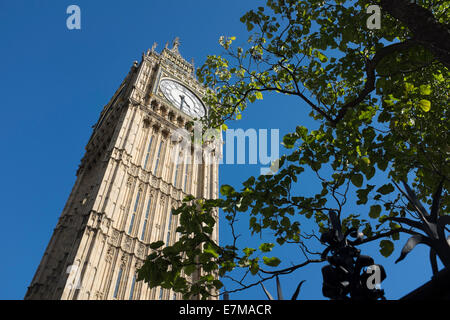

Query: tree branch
<box><xmin>380</xmin><ymin>0</ymin><xmax>450</xmax><ymax>69</ymax></box>
<box><xmin>332</xmin><ymin>40</ymin><xmax>417</xmax><ymax>125</ymax></box>
<box><xmin>355</xmin><ymin>227</ymin><xmax>421</xmax><ymax>245</ymax></box>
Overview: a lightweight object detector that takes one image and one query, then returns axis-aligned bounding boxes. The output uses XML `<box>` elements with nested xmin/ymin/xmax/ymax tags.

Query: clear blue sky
<box><xmin>0</xmin><ymin>0</ymin><xmax>436</xmax><ymax>300</ymax></box>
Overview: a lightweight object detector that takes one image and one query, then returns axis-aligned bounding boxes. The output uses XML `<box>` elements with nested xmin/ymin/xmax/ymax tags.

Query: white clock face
<box><xmin>159</xmin><ymin>79</ymin><xmax>206</xmax><ymax>118</ymax></box>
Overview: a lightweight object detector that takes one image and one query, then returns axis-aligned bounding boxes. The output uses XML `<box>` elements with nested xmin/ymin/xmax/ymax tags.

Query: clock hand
<box><xmin>179</xmin><ymin>95</ymin><xmax>186</xmax><ymax>111</ymax></box>
<box><xmin>179</xmin><ymin>95</ymin><xmax>194</xmax><ymax>114</ymax></box>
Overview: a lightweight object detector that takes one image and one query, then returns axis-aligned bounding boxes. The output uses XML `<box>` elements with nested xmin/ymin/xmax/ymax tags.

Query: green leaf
<box><xmin>351</xmin><ymin>174</ymin><xmax>364</xmax><ymax>188</ymax></box>
<box><xmin>147</xmin><ymin>252</ymin><xmax>158</xmax><ymax>261</ymax></box>
<box><xmin>259</xmin><ymin>243</ymin><xmax>275</xmax><ymax>253</ymax></box>
<box><xmin>365</xmin><ymin>166</ymin><xmax>376</xmax><ymax>180</ymax></box>
<box><xmin>377</xmin><ymin>159</ymin><xmax>388</xmax><ymax>171</ymax></box>
<box><xmin>369</xmin><ymin>205</ymin><xmax>382</xmax><ymax>219</ymax></box>
<box><xmin>204</xmin><ymin>242</ymin><xmax>219</xmax><ymax>258</ymax></box>
<box><xmin>380</xmin><ymin>240</ymin><xmax>394</xmax><ymax>257</ymax></box>
<box><xmin>220</xmin><ymin>184</ymin><xmax>234</xmax><ymax>196</ymax></box>
<box><xmin>212</xmin><ymin>280</ymin><xmax>224</xmax><ymax>290</ymax></box>
<box><xmin>316</xmin><ymin>51</ymin><xmax>328</xmax><ymax>62</ymax></box>
<box><xmin>377</xmin><ymin>183</ymin><xmax>394</xmax><ymax>195</ymax></box>
<box><xmin>404</xmin><ymin>83</ymin><xmax>414</xmax><ymax>93</ymax></box>
<box><xmin>254</xmin><ymin>91</ymin><xmax>263</xmax><ymax>100</ymax></box>
<box><xmin>149</xmin><ymin>241</ymin><xmax>165</xmax><ymax>249</ymax></box>
<box><xmin>243</xmin><ymin>247</ymin><xmax>256</xmax><ymax>256</ymax></box>
<box><xmin>262</xmin><ymin>256</ymin><xmax>281</xmax><ymax>267</ymax></box>
<box><xmin>356</xmin><ymin>189</ymin><xmax>369</xmax><ymax>205</ymax></box>
<box><xmin>281</xmin><ymin>216</ymin><xmax>290</xmax><ymax>227</ymax></box>
<box><xmin>249</xmin><ymin>259</ymin><xmax>259</xmax><ymax>275</ymax></box>
<box><xmin>418</xmin><ymin>99</ymin><xmax>431</xmax><ymax>112</ymax></box>
<box><xmin>184</xmin><ymin>264</ymin><xmax>197</xmax><ymax>275</ymax></box>
<box><xmin>282</xmin><ymin>134</ymin><xmax>297</xmax><ymax>149</ymax></box>
<box><xmin>295</xmin><ymin>126</ymin><xmax>308</xmax><ymax>138</ymax></box>
<box><xmin>419</xmin><ymin>85</ymin><xmax>431</xmax><ymax>95</ymax></box>
<box><xmin>362</xmin><ymin>157</ymin><xmax>370</xmax><ymax>165</ymax></box>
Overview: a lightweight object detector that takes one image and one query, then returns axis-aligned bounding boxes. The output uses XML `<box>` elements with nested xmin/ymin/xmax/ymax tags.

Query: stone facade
<box><xmin>25</xmin><ymin>39</ymin><xmax>220</xmax><ymax>300</ymax></box>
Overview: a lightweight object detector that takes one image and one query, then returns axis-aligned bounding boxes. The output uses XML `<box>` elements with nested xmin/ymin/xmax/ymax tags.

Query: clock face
<box><xmin>159</xmin><ymin>79</ymin><xmax>206</xmax><ymax>118</ymax></box>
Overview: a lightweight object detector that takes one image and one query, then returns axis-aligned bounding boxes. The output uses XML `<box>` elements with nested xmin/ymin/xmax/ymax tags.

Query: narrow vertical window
<box><xmin>165</xmin><ymin>211</ymin><xmax>173</xmax><ymax>246</ymax></box>
<box><xmin>173</xmin><ymin>153</ymin><xmax>182</xmax><ymax>187</ymax></box>
<box><xmin>133</xmin><ymin>190</ymin><xmax>141</xmax><ymax>212</ymax></box>
<box><xmin>129</xmin><ymin>190</ymin><xmax>141</xmax><ymax>234</ymax></box>
<box><xmin>143</xmin><ymin>136</ymin><xmax>153</xmax><ymax>169</ymax></box>
<box><xmin>173</xmin><ymin>163</ymin><xmax>179</xmax><ymax>186</ymax></box>
<box><xmin>183</xmin><ymin>162</ymin><xmax>189</xmax><ymax>192</ymax></box>
<box><xmin>129</xmin><ymin>274</ymin><xmax>136</xmax><ymax>300</ymax></box>
<box><xmin>154</xmin><ymin>141</ymin><xmax>163</xmax><ymax>174</ymax></box>
<box><xmin>113</xmin><ymin>266</ymin><xmax>123</xmax><ymax>299</ymax></box>
<box><xmin>140</xmin><ymin>197</ymin><xmax>152</xmax><ymax>241</ymax></box>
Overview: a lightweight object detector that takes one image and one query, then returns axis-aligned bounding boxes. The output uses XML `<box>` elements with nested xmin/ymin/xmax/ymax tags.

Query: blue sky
<box><xmin>0</xmin><ymin>0</ymin><xmax>436</xmax><ymax>300</ymax></box>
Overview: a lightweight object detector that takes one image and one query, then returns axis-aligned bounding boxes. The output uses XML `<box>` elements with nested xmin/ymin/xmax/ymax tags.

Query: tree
<box><xmin>137</xmin><ymin>0</ymin><xmax>449</xmax><ymax>299</ymax></box>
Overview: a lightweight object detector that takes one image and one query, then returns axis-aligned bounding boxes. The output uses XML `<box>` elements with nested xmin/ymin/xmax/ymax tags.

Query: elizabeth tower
<box><xmin>25</xmin><ymin>39</ymin><xmax>220</xmax><ymax>300</ymax></box>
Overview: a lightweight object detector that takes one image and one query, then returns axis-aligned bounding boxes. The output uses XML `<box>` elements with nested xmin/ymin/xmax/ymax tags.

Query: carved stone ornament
<box><xmin>116</xmin><ymin>149</ymin><xmax>124</xmax><ymax>161</ymax></box>
<box><xmin>101</xmin><ymin>216</ymin><xmax>110</xmax><ymax>228</ymax></box>
<box><xmin>139</xmin><ymin>170</ymin><xmax>148</xmax><ymax>182</ymax></box>
<box><xmin>120</xmin><ymin>254</ymin><xmax>128</xmax><ymax>266</ymax></box>
<box><xmin>123</xmin><ymin>236</ymin><xmax>132</xmax><ymax>251</ymax></box>
<box><xmin>137</xmin><ymin>244</ymin><xmax>145</xmax><ymax>258</ymax></box>
<box><xmin>160</xmin><ymin>182</ymin><xmax>168</xmax><ymax>194</ymax></box>
<box><xmin>106</xmin><ymin>246</ymin><xmax>114</xmax><ymax>263</ymax></box>
<box><xmin>111</xmin><ymin>230</ymin><xmax>120</xmax><ymax>246</ymax></box>
<box><xmin>95</xmin><ymin>291</ymin><xmax>104</xmax><ymax>300</ymax></box>
<box><xmin>129</xmin><ymin>165</ymin><xmax>137</xmax><ymax>176</ymax></box>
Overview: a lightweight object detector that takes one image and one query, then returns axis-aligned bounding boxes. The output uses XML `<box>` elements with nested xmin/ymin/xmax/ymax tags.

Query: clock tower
<box><xmin>25</xmin><ymin>39</ymin><xmax>220</xmax><ymax>300</ymax></box>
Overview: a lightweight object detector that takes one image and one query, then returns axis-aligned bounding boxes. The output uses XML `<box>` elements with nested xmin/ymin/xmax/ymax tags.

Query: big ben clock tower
<box><xmin>25</xmin><ymin>38</ymin><xmax>220</xmax><ymax>300</ymax></box>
